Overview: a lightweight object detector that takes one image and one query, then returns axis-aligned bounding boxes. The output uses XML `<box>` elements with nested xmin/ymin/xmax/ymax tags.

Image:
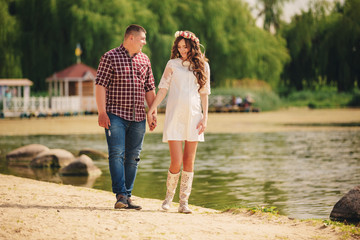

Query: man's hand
<box><xmin>98</xmin><ymin>112</ymin><xmax>111</xmax><ymax>129</ymax></box>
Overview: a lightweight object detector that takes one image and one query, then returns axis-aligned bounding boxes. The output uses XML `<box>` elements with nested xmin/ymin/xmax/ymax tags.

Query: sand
<box><xmin>0</xmin><ymin>108</ymin><xmax>360</xmax><ymax>136</ymax></box>
<box><xmin>1</xmin><ymin>108</ymin><xmax>360</xmax><ymax>239</ymax></box>
<box><xmin>0</xmin><ymin>174</ymin><xmax>355</xmax><ymax>240</ymax></box>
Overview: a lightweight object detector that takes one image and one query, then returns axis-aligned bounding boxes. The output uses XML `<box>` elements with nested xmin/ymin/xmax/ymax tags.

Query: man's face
<box><xmin>131</xmin><ymin>31</ymin><xmax>147</xmax><ymax>53</ymax></box>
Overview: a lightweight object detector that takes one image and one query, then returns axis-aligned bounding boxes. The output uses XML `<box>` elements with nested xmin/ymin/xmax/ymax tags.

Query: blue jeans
<box><xmin>105</xmin><ymin>113</ymin><xmax>146</xmax><ymax>198</ymax></box>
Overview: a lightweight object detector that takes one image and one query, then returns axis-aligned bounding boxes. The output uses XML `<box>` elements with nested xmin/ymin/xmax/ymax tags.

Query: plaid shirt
<box><xmin>95</xmin><ymin>44</ymin><xmax>155</xmax><ymax>122</ymax></box>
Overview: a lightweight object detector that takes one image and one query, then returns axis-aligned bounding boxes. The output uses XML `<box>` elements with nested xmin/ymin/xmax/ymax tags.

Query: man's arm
<box><xmin>95</xmin><ymin>85</ymin><xmax>110</xmax><ymax>129</ymax></box>
<box><xmin>145</xmin><ymin>90</ymin><xmax>157</xmax><ymax>130</ymax></box>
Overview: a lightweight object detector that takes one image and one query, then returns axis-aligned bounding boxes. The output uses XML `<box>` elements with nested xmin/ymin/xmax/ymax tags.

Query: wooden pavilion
<box><xmin>46</xmin><ymin>63</ymin><xmax>97</xmax><ymax>112</ymax></box>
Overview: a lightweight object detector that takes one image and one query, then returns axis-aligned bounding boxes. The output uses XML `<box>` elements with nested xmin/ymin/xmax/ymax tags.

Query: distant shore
<box><xmin>1</xmin><ymin>173</ymin><xmax>357</xmax><ymax>240</ymax></box>
<box><xmin>0</xmin><ymin>108</ymin><xmax>359</xmax><ymax>136</ymax></box>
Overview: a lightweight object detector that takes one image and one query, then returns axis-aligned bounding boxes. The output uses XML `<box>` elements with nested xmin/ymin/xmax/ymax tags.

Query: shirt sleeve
<box><xmin>158</xmin><ymin>60</ymin><xmax>173</xmax><ymax>90</ymax></box>
<box><xmin>144</xmin><ymin>61</ymin><xmax>156</xmax><ymax>92</ymax></box>
<box><xmin>95</xmin><ymin>53</ymin><xmax>113</xmax><ymax>88</ymax></box>
<box><xmin>199</xmin><ymin>62</ymin><xmax>211</xmax><ymax>95</ymax></box>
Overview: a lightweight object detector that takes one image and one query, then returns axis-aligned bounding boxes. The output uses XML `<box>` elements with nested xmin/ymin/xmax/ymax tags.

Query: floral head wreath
<box><xmin>174</xmin><ymin>31</ymin><xmax>200</xmax><ymax>45</ymax></box>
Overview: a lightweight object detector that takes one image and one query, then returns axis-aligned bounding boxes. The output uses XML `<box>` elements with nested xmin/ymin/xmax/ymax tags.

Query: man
<box><xmin>95</xmin><ymin>24</ymin><xmax>156</xmax><ymax>210</ymax></box>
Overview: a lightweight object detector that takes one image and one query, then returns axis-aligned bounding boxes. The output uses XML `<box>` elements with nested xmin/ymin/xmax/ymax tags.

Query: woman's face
<box><xmin>177</xmin><ymin>39</ymin><xmax>189</xmax><ymax>60</ymax></box>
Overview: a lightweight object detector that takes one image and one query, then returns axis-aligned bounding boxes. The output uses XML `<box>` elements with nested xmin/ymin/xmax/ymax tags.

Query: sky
<box><xmin>243</xmin><ymin>0</ymin><xmax>345</xmax><ymax>26</ymax></box>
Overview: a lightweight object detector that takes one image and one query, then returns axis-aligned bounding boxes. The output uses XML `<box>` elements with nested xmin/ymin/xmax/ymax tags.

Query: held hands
<box><xmin>196</xmin><ymin>117</ymin><xmax>207</xmax><ymax>135</ymax></box>
<box><xmin>147</xmin><ymin>108</ymin><xmax>157</xmax><ymax>131</ymax></box>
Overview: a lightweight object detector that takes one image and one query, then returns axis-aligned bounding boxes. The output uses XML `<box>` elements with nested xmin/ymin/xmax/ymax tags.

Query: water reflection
<box><xmin>0</xmin><ymin>131</ymin><xmax>359</xmax><ymax>219</ymax></box>
<box><xmin>6</xmin><ymin>165</ymin><xmax>100</xmax><ymax>188</ymax></box>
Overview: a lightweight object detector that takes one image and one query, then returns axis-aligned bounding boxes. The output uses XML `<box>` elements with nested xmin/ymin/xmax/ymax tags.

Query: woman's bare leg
<box><xmin>168</xmin><ymin>141</ymin><xmax>183</xmax><ymax>173</ymax></box>
<box><xmin>182</xmin><ymin>141</ymin><xmax>198</xmax><ymax>172</ymax></box>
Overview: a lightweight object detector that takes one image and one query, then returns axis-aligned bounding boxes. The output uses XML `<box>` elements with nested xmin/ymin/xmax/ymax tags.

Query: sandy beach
<box><xmin>1</xmin><ymin>108</ymin><xmax>360</xmax><ymax>239</ymax></box>
<box><xmin>0</xmin><ymin>108</ymin><xmax>360</xmax><ymax>136</ymax></box>
<box><xmin>1</xmin><ymin>173</ymin><xmax>357</xmax><ymax>240</ymax></box>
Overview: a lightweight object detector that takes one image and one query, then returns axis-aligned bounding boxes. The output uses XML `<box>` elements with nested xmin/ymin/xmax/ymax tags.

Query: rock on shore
<box><xmin>6</xmin><ymin>144</ymin><xmax>49</xmax><ymax>166</ymax></box>
<box><xmin>30</xmin><ymin>148</ymin><xmax>75</xmax><ymax>168</ymax></box>
<box><xmin>60</xmin><ymin>154</ymin><xmax>101</xmax><ymax>176</ymax></box>
<box><xmin>330</xmin><ymin>185</ymin><xmax>360</xmax><ymax>223</ymax></box>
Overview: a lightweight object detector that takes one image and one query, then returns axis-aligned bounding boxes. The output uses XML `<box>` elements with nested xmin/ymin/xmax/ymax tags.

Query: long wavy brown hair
<box><xmin>170</xmin><ymin>32</ymin><xmax>209</xmax><ymax>92</ymax></box>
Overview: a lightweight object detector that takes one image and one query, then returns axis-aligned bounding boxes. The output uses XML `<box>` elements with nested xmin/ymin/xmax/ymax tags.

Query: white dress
<box><xmin>158</xmin><ymin>58</ymin><xmax>211</xmax><ymax>142</ymax></box>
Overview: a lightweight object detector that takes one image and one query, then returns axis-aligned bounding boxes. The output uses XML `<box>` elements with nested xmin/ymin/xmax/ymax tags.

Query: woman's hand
<box><xmin>196</xmin><ymin>117</ymin><xmax>207</xmax><ymax>135</ymax></box>
<box><xmin>147</xmin><ymin>108</ymin><xmax>157</xmax><ymax>131</ymax></box>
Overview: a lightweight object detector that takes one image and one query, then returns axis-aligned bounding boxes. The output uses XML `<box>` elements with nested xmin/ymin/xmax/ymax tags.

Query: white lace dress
<box><xmin>158</xmin><ymin>58</ymin><xmax>210</xmax><ymax>142</ymax></box>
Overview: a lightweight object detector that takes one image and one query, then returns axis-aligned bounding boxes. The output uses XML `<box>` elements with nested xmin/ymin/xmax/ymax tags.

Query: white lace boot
<box><xmin>178</xmin><ymin>171</ymin><xmax>194</xmax><ymax>214</ymax></box>
<box><xmin>161</xmin><ymin>170</ymin><xmax>180</xmax><ymax>210</ymax></box>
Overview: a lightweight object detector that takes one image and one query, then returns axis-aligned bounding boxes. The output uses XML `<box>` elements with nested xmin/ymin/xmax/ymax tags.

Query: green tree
<box><xmin>281</xmin><ymin>0</ymin><xmax>360</xmax><ymax>92</ymax></box>
<box><xmin>256</xmin><ymin>0</ymin><xmax>293</xmax><ymax>33</ymax></box>
<box><xmin>0</xmin><ymin>0</ymin><xmax>22</xmax><ymax>78</ymax></box>
<box><xmin>13</xmin><ymin>0</ymin><xmax>136</xmax><ymax>91</ymax></box>
<box><xmin>1</xmin><ymin>0</ymin><xmax>291</xmax><ymax>92</ymax></box>
<box><xmin>281</xmin><ymin>10</ymin><xmax>319</xmax><ymax>90</ymax></box>
<box><xmin>198</xmin><ymin>0</ymin><xmax>289</xmax><ymax>87</ymax></box>
<box><xmin>319</xmin><ymin>0</ymin><xmax>360</xmax><ymax>91</ymax></box>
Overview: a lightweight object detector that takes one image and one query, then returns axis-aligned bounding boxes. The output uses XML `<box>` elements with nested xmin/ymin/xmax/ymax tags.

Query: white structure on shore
<box><xmin>46</xmin><ymin>63</ymin><xmax>97</xmax><ymax>114</ymax></box>
<box><xmin>0</xmin><ymin>79</ymin><xmax>37</xmax><ymax>117</ymax></box>
<box><xmin>1</xmin><ymin>65</ymin><xmax>241</xmax><ymax>118</ymax></box>
<box><xmin>1</xmin><ymin>63</ymin><xmax>98</xmax><ymax>118</ymax></box>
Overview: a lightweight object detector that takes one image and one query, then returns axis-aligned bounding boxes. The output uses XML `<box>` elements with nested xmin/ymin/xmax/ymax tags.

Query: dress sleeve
<box><xmin>158</xmin><ymin>60</ymin><xmax>173</xmax><ymax>90</ymax></box>
<box><xmin>199</xmin><ymin>62</ymin><xmax>211</xmax><ymax>95</ymax></box>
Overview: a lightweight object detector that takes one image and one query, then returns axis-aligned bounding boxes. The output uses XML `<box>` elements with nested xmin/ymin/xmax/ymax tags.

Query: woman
<box><xmin>147</xmin><ymin>31</ymin><xmax>210</xmax><ymax>213</ymax></box>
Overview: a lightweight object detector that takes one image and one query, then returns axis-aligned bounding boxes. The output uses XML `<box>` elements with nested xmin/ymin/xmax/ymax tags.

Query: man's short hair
<box><xmin>125</xmin><ymin>24</ymin><xmax>146</xmax><ymax>39</ymax></box>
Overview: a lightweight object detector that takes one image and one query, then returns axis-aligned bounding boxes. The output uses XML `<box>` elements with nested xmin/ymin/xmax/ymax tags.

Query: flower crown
<box><xmin>174</xmin><ymin>31</ymin><xmax>200</xmax><ymax>45</ymax></box>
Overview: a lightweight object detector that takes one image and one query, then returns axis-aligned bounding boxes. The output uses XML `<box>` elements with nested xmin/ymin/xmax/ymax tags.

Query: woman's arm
<box><xmin>197</xmin><ymin>93</ymin><xmax>209</xmax><ymax>135</ymax></box>
<box><xmin>147</xmin><ymin>62</ymin><xmax>173</xmax><ymax>128</ymax></box>
<box><xmin>147</xmin><ymin>88</ymin><xmax>168</xmax><ymax>118</ymax></box>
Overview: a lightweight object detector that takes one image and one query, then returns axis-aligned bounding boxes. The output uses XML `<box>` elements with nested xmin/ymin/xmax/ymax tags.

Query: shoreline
<box><xmin>1</xmin><ymin>173</ymin><xmax>357</xmax><ymax>240</ymax></box>
<box><xmin>1</xmin><ymin>108</ymin><xmax>360</xmax><ymax>239</ymax></box>
<box><xmin>0</xmin><ymin>108</ymin><xmax>360</xmax><ymax>136</ymax></box>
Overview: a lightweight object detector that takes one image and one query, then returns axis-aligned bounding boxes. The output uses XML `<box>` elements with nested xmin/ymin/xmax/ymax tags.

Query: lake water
<box><xmin>1</xmin><ymin>131</ymin><xmax>359</xmax><ymax>219</ymax></box>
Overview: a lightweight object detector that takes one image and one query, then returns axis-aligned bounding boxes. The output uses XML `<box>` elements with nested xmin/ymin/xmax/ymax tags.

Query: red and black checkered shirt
<box><xmin>95</xmin><ymin>44</ymin><xmax>155</xmax><ymax>122</ymax></box>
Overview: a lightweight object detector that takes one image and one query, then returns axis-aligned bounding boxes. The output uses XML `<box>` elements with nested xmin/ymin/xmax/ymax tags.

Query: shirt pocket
<box><xmin>133</xmin><ymin>63</ymin><xmax>148</xmax><ymax>83</ymax></box>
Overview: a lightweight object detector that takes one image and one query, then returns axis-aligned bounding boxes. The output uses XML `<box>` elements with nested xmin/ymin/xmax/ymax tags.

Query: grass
<box><xmin>212</xmin><ymin>79</ymin><xmax>360</xmax><ymax>111</ymax></box>
<box><xmin>281</xmin><ymin>88</ymin><xmax>359</xmax><ymax>109</ymax></box>
<box><xmin>221</xmin><ymin>204</ymin><xmax>280</xmax><ymax>216</ymax></box>
<box><xmin>319</xmin><ymin>219</ymin><xmax>360</xmax><ymax>240</ymax></box>
<box><xmin>212</xmin><ymin>79</ymin><xmax>282</xmax><ymax>111</ymax></box>
<box><xmin>221</xmin><ymin>205</ymin><xmax>360</xmax><ymax>239</ymax></box>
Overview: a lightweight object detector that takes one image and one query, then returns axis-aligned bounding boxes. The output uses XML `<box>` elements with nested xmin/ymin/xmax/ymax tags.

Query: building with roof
<box><xmin>46</xmin><ymin>63</ymin><xmax>97</xmax><ymax>112</ymax></box>
<box><xmin>0</xmin><ymin>79</ymin><xmax>35</xmax><ymax>117</ymax></box>
<box><xmin>0</xmin><ymin>78</ymin><xmax>33</xmax><ymax>98</ymax></box>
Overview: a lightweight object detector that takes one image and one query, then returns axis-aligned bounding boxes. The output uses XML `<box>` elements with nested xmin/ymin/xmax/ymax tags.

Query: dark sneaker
<box><xmin>126</xmin><ymin>198</ymin><xmax>142</xmax><ymax>210</ymax></box>
<box><xmin>114</xmin><ymin>194</ymin><xmax>128</xmax><ymax>209</ymax></box>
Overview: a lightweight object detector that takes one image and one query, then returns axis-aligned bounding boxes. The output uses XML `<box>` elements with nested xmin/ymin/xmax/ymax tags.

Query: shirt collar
<box><xmin>119</xmin><ymin>44</ymin><xmax>139</xmax><ymax>58</ymax></box>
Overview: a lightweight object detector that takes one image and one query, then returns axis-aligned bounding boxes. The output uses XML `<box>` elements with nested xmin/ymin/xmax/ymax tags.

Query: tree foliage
<box><xmin>0</xmin><ymin>0</ymin><xmax>358</xmax><ymax>93</ymax></box>
<box><xmin>0</xmin><ymin>0</ymin><xmax>22</xmax><ymax>78</ymax></box>
<box><xmin>281</xmin><ymin>0</ymin><xmax>360</xmax><ymax>92</ymax></box>
<box><xmin>0</xmin><ymin>0</ymin><xmax>289</xmax><ymax>91</ymax></box>
<box><xmin>256</xmin><ymin>0</ymin><xmax>293</xmax><ymax>33</ymax></box>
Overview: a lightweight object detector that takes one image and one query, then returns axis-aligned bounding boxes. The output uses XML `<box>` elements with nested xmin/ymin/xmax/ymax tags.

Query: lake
<box><xmin>1</xmin><ymin>131</ymin><xmax>359</xmax><ymax>219</ymax></box>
